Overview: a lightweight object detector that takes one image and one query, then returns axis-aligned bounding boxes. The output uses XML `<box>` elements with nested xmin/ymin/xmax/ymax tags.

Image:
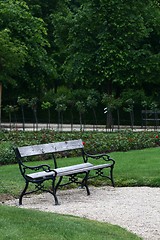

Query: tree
<box><xmin>0</xmin><ymin>0</ymin><xmax>55</xmax><ymax>100</ymax></box>
<box><xmin>1</xmin><ymin>0</ymin><xmax>160</xmax><ymax>126</ymax></box>
<box><xmin>123</xmin><ymin>99</ymin><xmax>135</xmax><ymax>130</ymax></box>
<box><xmin>17</xmin><ymin>97</ymin><xmax>28</xmax><ymax>131</ymax></box>
<box><xmin>121</xmin><ymin>89</ymin><xmax>146</xmax><ymax>129</ymax></box>
<box><xmin>0</xmin><ymin>28</ymin><xmax>27</xmax><ymax>127</ymax></box>
<box><xmin>72</xmin><ymin>89</ymin><xmax>87</xmax><ymax>130</ymax></box>
<box><xmin>102</xmin><ymin>94</ymin><xmax>116</xmax><ymax>130</ymax></box>
<box><xmin>53</xmin><ymin>0</ymin><xmax>160</xmax><ymax>95</ymax></box>
<box><xmin>54</xmin><ymin>95</ymin><xmax>67</xmax><ymax>131</ymax></box>
<box><xmin>3</xmin><ymin>105</ymin><xmax>18</xmax><ymax>130</ymax></box>
<box><xmin>28</xmin><ymin>97</ymin><xmax>38</xmax><ymax>130</ymax></box>
<box><xmin>75</xmin><ymin>101</ymin><xmax>86</xmax><ymax>131</ymax></box>
<box><xmin>86</xmin><ymin>89</ymin><xmax>100</xmax><ymax>130</ymax></box>
<box><xmin>41</xmin><ymin>101</ymin><xmax>52</xmax><ymax>129</ymax></box>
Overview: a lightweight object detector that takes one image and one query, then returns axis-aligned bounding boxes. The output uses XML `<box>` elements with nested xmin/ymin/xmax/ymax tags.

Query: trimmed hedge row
<box><xmin>0</xmin><ymin>129</ymin><xmax>159</xmax><ymax>165</ymax></box>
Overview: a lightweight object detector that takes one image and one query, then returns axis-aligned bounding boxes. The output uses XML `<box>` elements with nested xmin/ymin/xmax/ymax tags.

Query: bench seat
<box><xmin>27</xmin><ymin>163</ymin><xmax>93</xmax><ymax>179</ymax></box>
<box><xmin>86</xmin><ymin>163</ymin><xmax>112</xmax><ymax>170</ymax></box>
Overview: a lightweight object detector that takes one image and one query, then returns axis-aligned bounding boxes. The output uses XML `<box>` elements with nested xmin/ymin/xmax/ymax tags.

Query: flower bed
<box><xmin>0</xmin><ymin>129</ymin><xmax>159</xmax><ymax>165</ymax></box>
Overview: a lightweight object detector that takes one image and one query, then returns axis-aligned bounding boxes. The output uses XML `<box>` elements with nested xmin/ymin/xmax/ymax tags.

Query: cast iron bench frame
<box><xmin>14</xmin><ymin>139</ymin><xmax>115</xmax><ymax>205</ymax></box>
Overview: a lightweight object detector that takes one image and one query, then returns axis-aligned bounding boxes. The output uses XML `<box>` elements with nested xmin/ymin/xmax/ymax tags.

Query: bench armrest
<box><xmin>83</xmin><ymin>151</ymin><xmax>115</xmax><ymax>165</ymax></box>
<box><xmin>20</xmin><ymin>162</ymin><xmax>52</xmax><ymax>174</ymax></box>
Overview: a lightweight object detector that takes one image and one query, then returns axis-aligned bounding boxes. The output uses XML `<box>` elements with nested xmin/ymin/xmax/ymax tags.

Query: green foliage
<box><xmin>54</xmin><ymin>96</ymin><xmax>67</xmax><ymax>112</ymax></box>
<box><xmin>0</xmin><ymin>130</ymin><xmax>159</xmax><ymax>165</ymax></box>
<box><xmin>1</xmin><ymin>0</ymin><xmax>160</xmax><ymax>122</ymax></box>
<box><xmin>17</xmin><ymin>97</ymin><xmax>28</xmax><ymax>106</ymax></box>
<box><xmin>53</xmin><ymin>0</ymin><xmax>160</xmax><ymax>94</ymax></box>
<box><xmin>0</xmin><ymin>141</ymin><xmax>14</xmax><ymax>165</ymax></box>
<box><xmin>86</xmin><ymin>89</ymin><xmax>99</xmax><ymax>107</ymax></box>
<box><xmin>0</xmin><ymin>28</ymin><xmax>27</xmax><ymax>84</ymax></box>
<box><xmin>41</xmin><ymin>101</ymin><xmax>52</xmax><ymax>110</ymax></box>
<box><xmin>102</xmin><ymin>93</ymin><xmax>121</xmax><ymax>111</ymax></box>
<box><xmin>0</xmin><ymin>0</ymin><xmax>55</xmax><ymax>96</ymax></box>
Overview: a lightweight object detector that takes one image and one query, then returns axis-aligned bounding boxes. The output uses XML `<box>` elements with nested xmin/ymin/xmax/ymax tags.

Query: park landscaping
<box><xmin>0</xmin><ymin>130</ymin><xmax>160</xmax><ymax>197</ymax></box>
<box><xmin>0</xmin><ymin>143</ymin><xmax>160</xmax><ymax>198</ymax></box>
<box><xmin>0</xmin><ymin>204</ymin><xmax>141</xmax><ymax>240</ymax></box>
<box><xmin>0</xmin><ymin>129</ymin><xmax>160</xmax><ymax>240</ymax></box>
<box><xmin>1</xmin><ymin>1</ymin><xmax>160</xmax><ymax>239</ymax></box>
<box><xmin>0</xmin><ymin>129</ymin><xmax>160</xmax><ymax>165</ymax></box>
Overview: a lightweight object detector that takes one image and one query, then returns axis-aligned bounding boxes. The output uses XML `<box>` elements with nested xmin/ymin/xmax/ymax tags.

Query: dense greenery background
<box><xmin>0</xmin><ymin>0</ymin><xmax>160</xmax><ymax>125</ymax></box>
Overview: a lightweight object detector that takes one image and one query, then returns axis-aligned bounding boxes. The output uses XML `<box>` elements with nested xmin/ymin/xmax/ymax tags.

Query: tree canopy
<box><xmin>0</xmin><ymin>0</ymin><xmax>56</xmax><ymax>97</ymax></box>
<box><xmin>53</xmin><ymin>0</ymin><xmax>160</xmax><ymax>95</ymax></box>
<box><xmin>0</xmin><ymin>0</ymin><xmax>160</xmax><ymax>118</ymax></box>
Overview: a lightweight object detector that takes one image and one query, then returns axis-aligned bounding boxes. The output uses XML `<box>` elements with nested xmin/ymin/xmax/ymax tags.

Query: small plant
<box><xmin>155</xmin><ymin>135</ymin><xmax>160</xmax><ymax>146</ymax></box>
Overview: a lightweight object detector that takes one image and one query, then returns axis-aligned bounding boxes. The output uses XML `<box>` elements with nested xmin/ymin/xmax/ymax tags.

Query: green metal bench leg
<box><xmin>19</xmin><ymin>181</ymin><xmax>29</xmax><ymax>205</ymax></box>
<box><xmin>52</xmin><ymin>178</ymin><xmax>60</xmax><ymax>205</ymax></box>
<box><xmin>55</xmin><ymin>176</ymin><xmax>63</xmax><ymax>194</ymax></box>
<box><xmin>110</xmin><ymin>166</ymin><xmax>115</xmax><ymax>187</ymax></box>
<box><xmin>81</xmin><ymin>171</ymin><xmax>90</xmax><ymax>195</ymax></box>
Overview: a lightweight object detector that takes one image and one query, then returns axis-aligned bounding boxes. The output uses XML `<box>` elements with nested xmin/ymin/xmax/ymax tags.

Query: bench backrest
<box><xmin>15</xmin><ymin>139</ymin><xmax>84</xmax><ymax>158</ymax></box>
<box><xmin>142</xmin><ymin>110</ymin><xmax>160</xmax><ymax>117</ymax></box>
<box><xmin>142</xmin><ymin>110</ymin><xmax>160</xmax><ymax>114</ymax></box>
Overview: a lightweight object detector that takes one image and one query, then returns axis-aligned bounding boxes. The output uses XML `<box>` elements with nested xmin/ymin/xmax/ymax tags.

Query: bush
<box><xmin>0</xmin><ymin>129</ymin><xmax>159</xmax><ymax>165</ymax></box>
<box><xmin>0</xmin><ymin>142</ymin><xmax>14</xmax><ymax>165</ymax></box>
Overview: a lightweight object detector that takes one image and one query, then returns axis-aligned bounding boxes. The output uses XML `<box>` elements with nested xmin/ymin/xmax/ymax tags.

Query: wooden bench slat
<box><xmin>18</xmin><ymin>139</ymin><xmax>84</xmax><ymax>157</ymax></box>
<box><xmin>86</xmin><ymin>163</ymin><xmax>112</xmax><ymax>170</ymax></box>
<box><xmin>27</xmin><ymin>171</ymin><xmax>55</xmax><ymax>179</ymax></box>
<box><xmin>57</xmin><ymin>167</ymin><xmax>92</xmax><ymax>177</ymax></box>
<box><xmin>55</xmin><ymin>163</ymin><xmax>93</xmax><ymax>173</ymax></box>
<box><xmin>27</xmin><ymin>163</ymin><xmax>93</xmax><ymax>180</ymax></box>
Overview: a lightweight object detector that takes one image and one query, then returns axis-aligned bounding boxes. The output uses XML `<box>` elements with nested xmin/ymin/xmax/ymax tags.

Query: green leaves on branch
<box><xmin>41</xmin><ymin>101</ymin><xmax>52</xmax><ymax>110</ymax></box>
<box><xmin>0</xmin><ymin>29</ymin><xmax>27</xmax><ymax>84</ymax></box>
<box><xmin>53</xmin><ymin>0</ymin><xmax>160</xmax><ymax>92</ymax></box>
<box><xmin>0</xmin><ymin>0</ymin><xmax>54</xmax><ymax>95</ymax></box>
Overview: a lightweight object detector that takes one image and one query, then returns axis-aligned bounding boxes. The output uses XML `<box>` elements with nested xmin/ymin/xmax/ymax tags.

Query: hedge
<box><xmin>0</xmin><ymin>129</ymin><xmax>159</xmax><ymax>165</ymax></box>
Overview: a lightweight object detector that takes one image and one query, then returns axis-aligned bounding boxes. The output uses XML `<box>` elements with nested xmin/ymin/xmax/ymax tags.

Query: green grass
<box><xmin>1</xmin><ymin>147</ymin><xmax>159</xmax><ymax>240</ymax></box>
<box><xmin>110</xmin><ymin>147</ymin><xmax>160</xmax><ymax>187</ymax></box>
<box><xmin>0</xmin><ymin>147</ymin><xmax>160</xmax><ymax>197</ymax></box>
<box><xmin>0</xmin><ymin>205</ymin><xmax>141</xmax><ymax>240</ymax></box>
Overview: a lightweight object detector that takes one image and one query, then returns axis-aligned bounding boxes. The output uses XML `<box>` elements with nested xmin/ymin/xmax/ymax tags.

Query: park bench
<box><xmin>141</xmin><ymin>110</ymin><xmax>160</xmax><ymax>129</ymax></box>
<box><xmin>14</xmin><ymin>139</ymin><xmax>115</xmax><ymax>205</ymax></box>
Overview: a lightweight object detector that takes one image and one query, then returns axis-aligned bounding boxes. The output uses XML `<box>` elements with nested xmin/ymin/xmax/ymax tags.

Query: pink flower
<box><xmin>156</xmin><ymin>135</ymin><xmax>159</xmax><ymax>139</ymax></box>
<box><xmin>82</xmin><ymin>141</ymin><xmax>86</xmax><ymax>145</ymax></box>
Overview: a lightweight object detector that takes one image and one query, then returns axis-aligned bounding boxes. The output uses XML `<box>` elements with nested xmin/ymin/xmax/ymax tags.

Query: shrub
<box><xmin>0</xmin><ymin>129</ymin><xmax>159</xmax><ymax>165</ymax></box>
<box><xmin>0</xmin><ymin>142</ymin><xmax>14</xmax><ymax>165</ymax></box>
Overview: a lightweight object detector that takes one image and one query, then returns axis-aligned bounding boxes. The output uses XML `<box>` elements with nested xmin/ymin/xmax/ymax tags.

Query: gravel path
<box><xmin>4</xmin><ymin>186</ymin><xmax>160</xmax><ymax>240</ymax></box>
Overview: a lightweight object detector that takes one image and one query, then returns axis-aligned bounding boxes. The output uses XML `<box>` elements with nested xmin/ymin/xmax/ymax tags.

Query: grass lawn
<box><xmin>0</xmin><ymin>205</ymin><xmax>141</xmax><ymax>240</ymax></box>
<box><xmin>0</xmin><ymin>147</ymin><xmax>159</xmax><ymax>197</ymax></box>
<box><xmin>110</xmin><ymin>147</ymin><xmax>160</xmax><ymax>187</ymax></box>
<box><xmin>1</xmin><ymin>147</ymin><xmax>159</xmax><ymax>240</ymax></box>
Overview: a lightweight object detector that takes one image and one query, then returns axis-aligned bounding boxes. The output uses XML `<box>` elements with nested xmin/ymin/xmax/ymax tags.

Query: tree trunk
<box><xmin>79</xmin><ymin>112</ymin><xmax>82</xmax><ymax>131</ymax></box>
<box><xmin>117</xmin><ymin>109</ymin><xmax>120</xmax><ymax>130</ymax></box>
<box><xmin>21</xmin><ymin>106</ymin><xmax>25</xmax><ymax>131</ymax></box>
<box><xmin>48</xmin><ymin>109</ymin><xmax>51</xmax><ymax>129</ymax></box>
<box><xmin>33</xmin><ymin>109</ymin><xmax>38</xmax><ymax>131</ymax></box>
<box><xmin>92</xmin><ymin>108</ymin><xmax>98</xmax><ymax>130</ymax></box>
<box><xmin>130</xmin><ymin>110</ymin><xmax>134</xmax><ymax>130</ymax></box>
<box><xmin>0</xmin><ymin>83</ymin><xmax>2</xmax><ymax>128</ymax></box>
